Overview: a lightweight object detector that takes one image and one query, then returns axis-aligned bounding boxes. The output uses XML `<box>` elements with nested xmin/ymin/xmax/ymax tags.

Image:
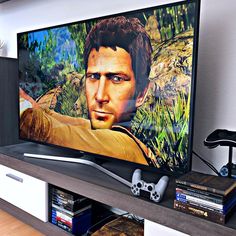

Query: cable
<box><xmin>192</xmin><ymin>150</ymin><xmax>221</xmax><ymax>176</ymax></box>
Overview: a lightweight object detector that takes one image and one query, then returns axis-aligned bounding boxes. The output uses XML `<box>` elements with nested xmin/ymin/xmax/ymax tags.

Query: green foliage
<box><xmin>34</xmin><ymin>29</ymin><xmax>77</xmax><ymax>79</ymax></box>
<box><xmin>55</xmin><ymin>80</ymin><xmax>79</xmax><ymax>117</ymax></box>
<box><xmin>35</xmin><ymin>31</ymin><xmax>57</xmax><ymax>75</ymax></box>
<box><xmin>18</xmin><ymin>33</ymin><xmax>29</xmax><ymax>49</ymax></box>
<box><xmin>131</xmin><ymin>91</ymin><xmax>190</xmax><ymax>172</ymax></box>
<box><xmin>153</xmin><ymin>3</ymin><xmax>195</xmax><ymax>42</ymax></box>
<box><xmin>68</xmin><ymin>23</ymin><xmax>87</xmax><ymax>73</ymax></box>
<box><xmin>19</xmin><ymin>27</ymin><xmax>81</xmax><ymax>100</ymax></box>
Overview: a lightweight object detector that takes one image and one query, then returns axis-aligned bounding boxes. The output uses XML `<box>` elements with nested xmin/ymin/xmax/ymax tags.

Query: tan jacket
<box><xmin>20</xmin><ymin>108</ymin><xmax>159</xmax><ymax>167</ymax></box>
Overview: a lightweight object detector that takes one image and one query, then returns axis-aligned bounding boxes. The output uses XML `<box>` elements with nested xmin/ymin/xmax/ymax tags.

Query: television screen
<box><xmin>18</xmin><ymin>0</ymin><xmax>200</xmax><ymax>174</ymax></box>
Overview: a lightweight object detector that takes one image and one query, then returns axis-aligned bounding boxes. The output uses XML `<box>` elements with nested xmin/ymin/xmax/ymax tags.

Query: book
<box><xmin>176</xmin><ymin>171</ymin><xmax>236</xmax><ymax>196</ymax></box>
<box><xmin>174</xmin><ymin>200</ymin><xmax>230</xmax><ymax>224</ymax></box>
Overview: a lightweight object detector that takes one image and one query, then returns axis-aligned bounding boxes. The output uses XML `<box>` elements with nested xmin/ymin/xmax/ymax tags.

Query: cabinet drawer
<box><xmin>0</xmin><ymin>164</ymin><xmax>48</xmax><ymax>222</ymax></box>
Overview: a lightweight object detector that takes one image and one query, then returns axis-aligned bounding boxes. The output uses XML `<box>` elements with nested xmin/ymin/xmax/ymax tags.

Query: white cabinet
<box><xmin>0</xmin><ymin>164</ymin><xmax>48</xmax><ymax>222</ymax></box>
<box><xmin>144</xmin><ymin>220</ymin><xmax>189</xmax><ymax>236</ymax></box>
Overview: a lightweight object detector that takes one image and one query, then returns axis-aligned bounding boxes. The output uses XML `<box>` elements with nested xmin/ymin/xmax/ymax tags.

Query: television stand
<box><xmin>23</xmin><ymin>153</ymin><xmax>132</xmax><ymax>187</ymax></box>
<box><xmin>0</xmin><ymin>143</ymin><xmax>236</xmax><ymax>236</ymax></box>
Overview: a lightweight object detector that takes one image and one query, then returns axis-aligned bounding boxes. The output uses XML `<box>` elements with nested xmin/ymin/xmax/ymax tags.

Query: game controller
<box><xmin>204</xmin><ymin>129</ymin><xmax>236</xmax><ymax>148</ymax></box>
<box><xmin>204</xmin><ymin>129</ymin><xmax>236</xmax><ymax>178</ymax></box>
<box><xmin>131</xmin><ymin>169</ymin><xmax>169</xmax><ymax>203</ymax></box>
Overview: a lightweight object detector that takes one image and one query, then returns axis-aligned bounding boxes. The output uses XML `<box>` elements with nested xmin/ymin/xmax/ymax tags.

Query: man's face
<box><xmin>85</xmin><ymin>46</ymin><xmax>138</xmax><ymax>129</ymax></box>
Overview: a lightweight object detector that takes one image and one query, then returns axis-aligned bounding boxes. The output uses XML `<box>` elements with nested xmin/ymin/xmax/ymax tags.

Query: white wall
<box><xmin>1</xmin><ymin>0</ymin><xmax>236</xmax><ymax>174</ymax></box>
<box><xmin>0</xmin><ymin>0</ymin><xmax>183</xmax><ymax>57</ymax></box>
<box><xmin>192</xmin><ymin>0</ymin><xmax>236</xmax><ymax>173</ymax></box>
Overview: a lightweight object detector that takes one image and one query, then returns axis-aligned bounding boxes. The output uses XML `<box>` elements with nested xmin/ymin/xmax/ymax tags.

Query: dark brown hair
<box><xmin>84</xmin><ymin>16</ymin><xmax>152</xmax><ymax>95</ymax></box>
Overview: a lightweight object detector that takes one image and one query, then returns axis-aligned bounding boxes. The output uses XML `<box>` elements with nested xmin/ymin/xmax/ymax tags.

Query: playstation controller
<box><xmin>204</xmin><ymin>129</ymin><xmax>236</xmax><ymax>178</ymax></box>
<box><xmin>131</xmin><ymin>169</ymin><xmax>169</xmax><ymax>203</ymax></box>
<box><xmin>204</xmin><ymin>129</ymin><xmax>236</xmax><ymax>148</ymax></box>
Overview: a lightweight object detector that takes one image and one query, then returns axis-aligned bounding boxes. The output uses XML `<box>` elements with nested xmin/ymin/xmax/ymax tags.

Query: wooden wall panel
<box><xmin>0</xmin><ymin>57</ymin><xmax>19</xmax><ymax>146</ymax></box>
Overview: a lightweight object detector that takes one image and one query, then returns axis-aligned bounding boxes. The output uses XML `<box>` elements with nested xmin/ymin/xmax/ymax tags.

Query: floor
<box><xmin>0</xmin><ymin>209</ymin><xmax>44</xmax><ymax>236</ymax></box>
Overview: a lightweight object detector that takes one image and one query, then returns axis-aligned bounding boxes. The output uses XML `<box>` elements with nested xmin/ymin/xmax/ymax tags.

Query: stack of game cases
<box><xmin>174</xmin><ymin>171</ymin><xmax>236</xmax><ymax>224</ymax></box>
<box><xmin>51</xmin><ymin>186</ymin><xmax>92</xmax><ymax>235</ymax></box>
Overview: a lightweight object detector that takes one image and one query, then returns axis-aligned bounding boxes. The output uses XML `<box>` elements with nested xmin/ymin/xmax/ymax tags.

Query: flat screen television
<box><xmin>18</xmin><ymin>0</ymin><xmax>200</xmax><ymax>175</ymax></box>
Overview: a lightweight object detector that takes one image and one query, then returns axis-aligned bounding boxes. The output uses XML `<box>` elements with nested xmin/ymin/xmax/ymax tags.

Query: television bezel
<box><xmin>17</xmin><ymin>0</ymin><xmax>201</xmax><ymax>176</ymax></box>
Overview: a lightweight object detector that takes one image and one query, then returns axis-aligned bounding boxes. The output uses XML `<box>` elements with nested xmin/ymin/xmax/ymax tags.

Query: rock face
<box><xmin>36</xmin><ymin>72</ymin><xmax>87</xmax><ymax>117</ymax></box>
<box><xmin>149</xmin><ymin>29</ymin><xmax>194</xmax><ymax>105</ymax></box>
<box><xmin>145</xmin><ymin>15</ymin><xmax>161</xmax><ymax>43</ymax></box>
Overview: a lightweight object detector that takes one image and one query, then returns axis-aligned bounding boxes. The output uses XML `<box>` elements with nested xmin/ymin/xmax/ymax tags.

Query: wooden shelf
<box><xmin>0</xmin><ymin>142</ymin><xmax>235</xmax><ymax>236</ymax></box>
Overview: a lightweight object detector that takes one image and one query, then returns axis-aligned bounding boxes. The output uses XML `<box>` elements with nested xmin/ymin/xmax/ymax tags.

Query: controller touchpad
<box><xmin>140</xmin><ymin>189</ymin><xmax>150</xmax><ymax>199</ymax></box>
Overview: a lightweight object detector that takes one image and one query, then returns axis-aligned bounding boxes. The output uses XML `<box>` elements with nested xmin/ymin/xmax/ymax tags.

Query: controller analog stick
<box><xmin>148</xmin><ymin>186</ymin><xmax>153</xmax><ymax>191</ymax></box>
<box><xmin>137</xmin><ymin>182</ymin><xmax>142</xmax><ymax>188</ymax></box>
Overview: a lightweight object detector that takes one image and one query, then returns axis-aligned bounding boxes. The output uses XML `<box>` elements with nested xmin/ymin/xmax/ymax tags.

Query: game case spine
<box><xmin>51</xmin><ymin>187</ymin><xmax>92</xmax><ymax>235</ymax></box>
<box><xmin>176</xmin><ymin>192</ymin><xmax>236</xmax><ymax>214</ymax></box>
<box><xmin>56</xmin><ymin>215</ymin><xmax>72</xmax><ymax>227</ymax></box>
<box><xmin>52</xmin><ymin>192</ymin><xmax>86</xmax><ymax>204</ymax></box>
<box><xmin>176</xmin><ymin>176</ymin><xmax>236</xmax><ymax>196</ymax></box>
<box><xmin>176</xmin><ymin>184</ymin><xmax>225</xmax><ymax>200</ymax></box>
<box><xmin>57</xmin><ymin>221</ymin><xmax>72</xmax><ymax>233</ymax></box>
<box><xmin>176</xmin><ymin>195</ymin><xmax>224</xmax><ymax>214</ymax></box>
<box><xmin>52</xmin><ymin>195</ymin><xmax>89</xmax><ymax>212</ymax></box>
<box><xmin>51</xmin><ymin>209</ymin><xmax>72</xmax><ymax>232</ymax></box>
<box><xmin>176</xmin><ymin>193</ymin><xmax>224</xmax><ymax>210</ymax></box>
<box><xmin>52</xmin><ymin>190</ymin><xmax>74</xmax><ymax>201</ymax></box>
<box><xmin>176</xmin><ymin>188</ymin><xmax>223</xmax><ymax>204</ymax></box>
<box><xmin>52</xmin><ymin>203</ymin><xmax>92</xmax><ymax>217</ymax></box>
<box><xmin>52</xmin><ymin>198</ymin><xmax>81</xmax><ymax>212</ymax></box>
<box><xmin>52</xmin><ymin>207</ymin><xmax>92</xmax><ymax>231</ymax></box>
<box><xmin>52</xmin><ymin>188</ymin><xmax>85</xmax><ymax>201</ymax></box>
<box><xmin>52</xmin><ymin>195</ymin><xmax>70</xmax><ymax>204</ymax></box>
<box><xmin>51</xmin><ymin>208</ymin><xmax>72</xmax><ymax>223</ymax></box>
<box><xmin>174</xmin><ymin>200</ymin><xmax>227</xmax><ymax>224</ymax></box>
